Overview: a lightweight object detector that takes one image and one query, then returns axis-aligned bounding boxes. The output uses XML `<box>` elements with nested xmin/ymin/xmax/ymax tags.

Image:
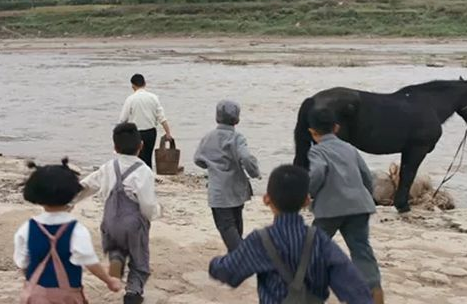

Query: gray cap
<box><xmin>216</xmin><ymin>100</ymin><xmax>241</xmax><ymax>125</ymax></box>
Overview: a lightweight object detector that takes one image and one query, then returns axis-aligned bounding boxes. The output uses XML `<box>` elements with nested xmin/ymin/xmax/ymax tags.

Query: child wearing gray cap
<box><xmin>194</xmin><ymin>100</ymin><xmax>261</xmax><ymax>252</ymax></box>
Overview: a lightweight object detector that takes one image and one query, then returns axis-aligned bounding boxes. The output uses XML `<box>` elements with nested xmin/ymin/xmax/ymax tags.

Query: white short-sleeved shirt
<box><xmin>80</xmin><ymin>154</ymin><xmax>159</xmax><ymax>221</ymax></box>
<box><xmin>14</xmin><ymin>212</ymin><xmax>99</xmax><ymax>269</ymax></box>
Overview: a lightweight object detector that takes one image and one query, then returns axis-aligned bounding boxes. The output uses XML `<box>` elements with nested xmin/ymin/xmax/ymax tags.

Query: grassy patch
<box><xmin>1</xmin><ymin>0</ymin><xmax>467</xmax><ymax>38</ymax></box>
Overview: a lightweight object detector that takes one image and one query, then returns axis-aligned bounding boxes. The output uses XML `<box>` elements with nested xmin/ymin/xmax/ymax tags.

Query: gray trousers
<box><xmin>212</xmin><ymin>205</ymin><xmax>244</xmax><ymax>252</ymax></box>
<box><xmin>313</xmin><ymin>213</ymin><xmax>381</xmax><ymax>289</ymax></box>
<box><xmin>105</xmin><ymin>221</ymin><xmax>150</xmax><ymax>295</ymax></box>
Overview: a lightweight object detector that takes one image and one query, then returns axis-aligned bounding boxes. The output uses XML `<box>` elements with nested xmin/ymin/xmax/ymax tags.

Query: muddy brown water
<box><xmin>0</xmin><ymin>39</ymin><xmax>466</xmax><ymax>207</ymax></box>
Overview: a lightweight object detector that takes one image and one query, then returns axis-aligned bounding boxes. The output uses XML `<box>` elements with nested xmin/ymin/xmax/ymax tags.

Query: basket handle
<box><xmin>159</xmin><ymin>135</ymin><xmax>176</xmax><ymax>150</ymax></box>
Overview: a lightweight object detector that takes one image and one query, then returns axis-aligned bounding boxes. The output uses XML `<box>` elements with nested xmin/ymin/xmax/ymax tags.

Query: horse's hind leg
<box><xmin>394</xmin><ymin>145</ymin><xmax>431</xmax><ymax>213</ymax></box>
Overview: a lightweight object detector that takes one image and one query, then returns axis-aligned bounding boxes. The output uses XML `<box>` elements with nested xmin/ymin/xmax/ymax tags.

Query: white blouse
<box><xmin>79</xmin><ymin>154</ymin><xmax>159</xmax><ymax>221</ymax></box>
<box><xmin>14</xmin><ymin>211</ymin><xmax>99</xmax><ymax>269</ymax></box>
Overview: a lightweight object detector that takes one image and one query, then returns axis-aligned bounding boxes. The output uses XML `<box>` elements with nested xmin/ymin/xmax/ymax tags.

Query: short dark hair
<box><xmin>267</xmin><ymin>165</ymin><xmax>310</xmax><ymax>213</ymax></box>
<box><xmin>307</xmin><ymin>108</ymin><xmax>337</xmax><ymax>135</ymax></box>
<box><xmin>113</xmin><ymin>123</ymin><xmax>142</xmax><ymax>155</ymax></box>
<box><xmin>23</xmin><ymin>158</ymin><xmax>83</xmax><ymax>206</ymax></box>
<box><xmin>131</xmin><ymin>74</ymin><xmax>146</xmax><ymax>87</ymax></box>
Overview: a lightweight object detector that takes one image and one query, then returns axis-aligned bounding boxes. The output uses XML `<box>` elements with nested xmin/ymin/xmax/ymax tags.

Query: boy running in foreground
<box><xmin>209</xmin><ymin>165</ymin><xmax>372</xmax><ymax>304</ymax></box>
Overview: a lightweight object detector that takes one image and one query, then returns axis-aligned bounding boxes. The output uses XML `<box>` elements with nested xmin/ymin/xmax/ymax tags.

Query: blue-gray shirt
<box><xmin>308</xmin><ymin>134</ymin><xmax>376</xmax><ymax>219</ymax></box>
<box><xmin>194</xmin><ymin>124</ymin><xmax>260</xmax><ymax>208</ymax></box>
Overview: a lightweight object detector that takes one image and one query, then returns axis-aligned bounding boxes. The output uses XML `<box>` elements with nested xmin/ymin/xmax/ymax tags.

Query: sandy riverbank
<box><xmin>1</xmin><ymin>156</ymin><xmax>467</xmax><ymax>304</ymax></box>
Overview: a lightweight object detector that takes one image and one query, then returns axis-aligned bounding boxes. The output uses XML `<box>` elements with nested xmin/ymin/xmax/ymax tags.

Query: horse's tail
<box><xmin>293</xmin><ymin>97</ymin><xmax>314</xmax><ymax>169</ymax></box>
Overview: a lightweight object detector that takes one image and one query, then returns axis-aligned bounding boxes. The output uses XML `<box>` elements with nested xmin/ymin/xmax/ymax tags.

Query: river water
<box><xmin>1</xmin><ymin>39</ymin><xmax>466</xmax><ymax>206</ymax></box>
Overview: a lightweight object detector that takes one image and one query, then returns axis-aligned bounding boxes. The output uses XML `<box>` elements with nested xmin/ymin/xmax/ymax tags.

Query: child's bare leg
<box><xmin>108</xmin><ymin>250</ymin><xmax>126</xmax><ymax>278</ymax></box>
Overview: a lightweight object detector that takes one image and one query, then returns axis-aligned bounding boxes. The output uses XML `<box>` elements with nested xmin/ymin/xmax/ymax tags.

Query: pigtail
<box><xmin>21</xmin><ymin>160</ymin><xmax>38</xmax><ymax>187</ymax></box>
<box><xmin>61</xmin><ymin>157</ymin><xmax>80</xmax><ymax>176</ymax></box>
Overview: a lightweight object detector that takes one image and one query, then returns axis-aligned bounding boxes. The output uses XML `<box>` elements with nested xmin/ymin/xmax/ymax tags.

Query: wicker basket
<box><xmin>155</xmin><ymin>136</ymin><xmax>180</xmax><ymax>175</ymax></box>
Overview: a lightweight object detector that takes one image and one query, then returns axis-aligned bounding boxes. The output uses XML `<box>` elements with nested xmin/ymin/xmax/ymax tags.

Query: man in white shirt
<box><xmin>119</xmin><ymin>74</ymin><xmax>173</xmax><ymax>169</ymax></box>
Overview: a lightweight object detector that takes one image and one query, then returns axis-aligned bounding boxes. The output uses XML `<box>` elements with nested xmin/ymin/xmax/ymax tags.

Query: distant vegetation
<box><xmin>1</xmin><ymin>0</ymin><xmax>467</xmax><ymax>38</ymax></box>
<box><xmin>2</xmin><ymin>0</ymin><xmax>296</xmax><ymax>10</ymax></box>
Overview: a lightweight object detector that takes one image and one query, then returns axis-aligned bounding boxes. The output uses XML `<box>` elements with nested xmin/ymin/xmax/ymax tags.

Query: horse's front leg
<box><xmin>394</xmin><ymin>145</ymin><xmax>431</xmax><ymax>213</ymax></box>
<box><xmin>293</xmin><ymin>126</ymin><xmax>313</xmax><ymax>169</ymax></box>
<box><xmin>293</xmin><ymin>98</ymin><xmax>315</xmax><ymax>169</ymax></box>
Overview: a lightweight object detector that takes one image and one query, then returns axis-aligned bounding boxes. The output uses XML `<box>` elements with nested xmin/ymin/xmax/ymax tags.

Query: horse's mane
<box><xmin>396</xmin><ymin>79</ymin><xmax>466</xmax><ymax>94</ymax></box>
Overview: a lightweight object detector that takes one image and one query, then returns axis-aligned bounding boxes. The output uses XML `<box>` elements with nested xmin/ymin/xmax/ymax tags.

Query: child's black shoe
<box><xmin>123</xmin><ymin>292</ymin><xmax>144</xmax><ymax>304</ymax></box>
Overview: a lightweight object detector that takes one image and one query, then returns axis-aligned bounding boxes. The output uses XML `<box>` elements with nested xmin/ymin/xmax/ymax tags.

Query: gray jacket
<box><xmin>194</xmin><ymin>124</ymin><xmax>260</xmax><ymax>208</ymax></box>
<box><xmin>308</xmin><ymin>134</ymin><xmax>376</xmax><ymax>219</ymax></box>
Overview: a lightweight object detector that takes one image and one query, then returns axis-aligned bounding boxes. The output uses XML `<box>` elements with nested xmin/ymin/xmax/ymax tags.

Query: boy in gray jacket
<box><xmin>194</xmin><ymin>100</ymin><xmax>261</xmax><ymax>252</ymax></box>
<box><xmin>307</xmin><ymin>108</ymin><xmax>384</xmax><ymax>304</ymax></box>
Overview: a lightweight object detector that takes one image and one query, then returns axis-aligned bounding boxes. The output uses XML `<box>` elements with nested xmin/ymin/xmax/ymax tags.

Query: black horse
<box><xmin>294</xmin><ymin>78</ymin><xmax>467</xmax><ymax>213</ymax></box>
